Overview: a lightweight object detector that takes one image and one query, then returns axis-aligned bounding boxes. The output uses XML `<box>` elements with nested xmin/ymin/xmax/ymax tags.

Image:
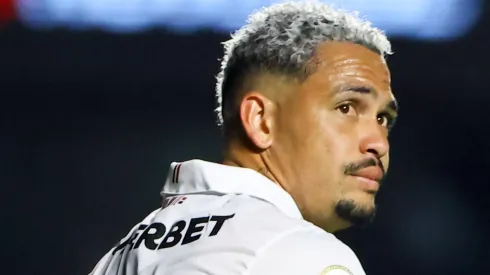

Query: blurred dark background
<box><xmin>2</xmin><ymin>1</ymin><xmax>490</xmax><ymax>275</ymax></box>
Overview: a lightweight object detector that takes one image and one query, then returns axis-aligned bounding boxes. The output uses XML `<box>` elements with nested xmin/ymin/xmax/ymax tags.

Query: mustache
<box><xmin>344</xmin><ymin>158</ymin><xmax>386</xmax><ymax>178</ymax></box>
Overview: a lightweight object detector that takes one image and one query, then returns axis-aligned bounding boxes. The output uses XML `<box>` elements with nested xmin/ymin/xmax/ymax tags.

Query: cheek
<box><xmin>277</xmin><ymin>97</ymin><xmax>321</xmax><ymax>149</ymax></box>
<box><xmin>277</xmin><ymin>104</ymin><xmax>331</xmax><ymax>172</ymax></box>
<box><xmin>291</xmin><ymin>109</ymin><xmax>354</xmax><ymax>195</ymax></box>
<box><xmin>316</xmin><ymin>110</ymin><xmax>355</xmax><ymax>163</ymax></box>
<box><xmin>382</xmin><ymin>151</ymin><xmax>390</xmax><ymax>171</ymax></box>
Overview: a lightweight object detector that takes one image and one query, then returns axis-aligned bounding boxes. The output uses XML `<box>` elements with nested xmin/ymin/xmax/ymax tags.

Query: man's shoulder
<box><xmin>264</xmin><ymin>225</ymin><xmax>358</xmax><ymax>258</ymax></box>
<box><xmin>237</xmin><ymin>205</ymin><xmax>354</xmax><ymax>259</ymax></box>
<box><xmin>221</xmin><ymin>194</ymin><xmax>317</xmax><ymax>236</ymax></box>
<box><xmin>224</xmin><ymin>196</ymin><xmax>364</xmax><ymax>274</ymax></box>
<box><xmin>216</xmin><ymin>195</ymin><xmax>350</xmax><ymax>252</ymax></box>
<box><xmin>244</xmin><ymin>225</ymin><xmax>365</xmax><ymax>275</ymax></box>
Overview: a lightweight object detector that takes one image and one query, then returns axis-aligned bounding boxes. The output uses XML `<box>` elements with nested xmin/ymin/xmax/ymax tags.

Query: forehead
<box><xmin>305</xmin><ymin>41</ymin><xmax>392</xmax><ymax>94</ymax></box>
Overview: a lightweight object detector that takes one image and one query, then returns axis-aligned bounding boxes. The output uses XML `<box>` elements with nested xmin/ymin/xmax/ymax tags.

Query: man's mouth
<box><xmin>351</xmin><ymin>166</ymin><xmax>384</xmax><ymax>183</ymax></box>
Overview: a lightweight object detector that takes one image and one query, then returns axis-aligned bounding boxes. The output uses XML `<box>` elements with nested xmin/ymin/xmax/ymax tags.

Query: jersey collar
<box><xmin>161</xmin><ymin>159</ymin><xmax>303</xmax><ymax>220</ymax></box>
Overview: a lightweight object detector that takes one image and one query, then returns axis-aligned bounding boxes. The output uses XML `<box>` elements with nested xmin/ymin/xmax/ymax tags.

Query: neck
<box><xmin>222</xmin><ymin>143</ymin><xmax>280</xmax><ymax>186</ymax></box>
<box><xmin>222</xmin><ymin>143</ymin><xmax>348</xmax><ymax>233</ymax></box>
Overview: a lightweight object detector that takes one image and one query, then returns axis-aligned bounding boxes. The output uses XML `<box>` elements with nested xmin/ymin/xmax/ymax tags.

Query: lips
<box><xmin>351</xmin><ymin>166</ymin><xmax>384</xmax><ymax>182</ymax></box>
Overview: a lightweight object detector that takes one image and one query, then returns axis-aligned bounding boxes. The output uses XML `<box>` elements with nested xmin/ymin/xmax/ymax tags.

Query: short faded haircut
<box><xmin>215</xmin><ymin>0</ymin><xmax>392</xmax><ymax>135</ymax></box>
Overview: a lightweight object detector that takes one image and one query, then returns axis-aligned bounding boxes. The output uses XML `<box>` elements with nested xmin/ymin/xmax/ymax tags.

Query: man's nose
<box><xmin>358</xmin><ymin>121</ymin><xmax>389</xmax><ymax>159</ymax></box>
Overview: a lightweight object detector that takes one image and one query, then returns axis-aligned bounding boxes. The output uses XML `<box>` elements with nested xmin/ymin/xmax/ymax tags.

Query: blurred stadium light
<box><xmin>15</xmin><ymin>0</ymin><xmax>483</xmax><ymax>40</ymax></box>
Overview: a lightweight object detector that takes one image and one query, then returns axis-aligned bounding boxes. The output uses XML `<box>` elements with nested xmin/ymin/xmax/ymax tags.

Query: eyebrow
<box><xmin>336</xmin><ymin>85</ymin><xmax>399</xmax><ymax>114</ymax></box>
<box><xmin>336</xmin><ymin>85</ymin><xmax>377</xmax><ymax>97</ymax></box>
<box><xmin>388</xmin><ymin>99</ymin><xmax>399</xmax><ymax>114</ymax></box>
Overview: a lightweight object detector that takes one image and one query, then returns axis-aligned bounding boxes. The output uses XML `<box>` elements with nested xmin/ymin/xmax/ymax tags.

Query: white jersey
<box><xmin>89</xmin><ymin>159</ymin><xmax>366</xmax><ymax>275</ymax></box>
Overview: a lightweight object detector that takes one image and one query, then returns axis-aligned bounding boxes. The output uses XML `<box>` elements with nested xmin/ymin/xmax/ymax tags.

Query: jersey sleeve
<box><xmin>244</xmin><ymin>228</ymin><xmax>366</xmax><ymax>275</ymax></box>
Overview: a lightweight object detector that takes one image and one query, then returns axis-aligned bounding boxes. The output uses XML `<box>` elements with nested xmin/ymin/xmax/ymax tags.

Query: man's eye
<box><xmin>377</xmin><ymin>113</ymin><xmax>394</xmax><ymax>128</ymax></box>
<box><xmin>337</xmin><ymin>103</ymin><xmax>356</xmax><ymax>115</ymax></box>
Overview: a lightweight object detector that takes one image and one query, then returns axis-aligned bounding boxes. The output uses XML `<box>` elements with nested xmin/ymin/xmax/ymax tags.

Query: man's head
<box><xmin>216</xmin><ymin>1</ymin><xmax>398</xmax><ymax>232</ymax></box>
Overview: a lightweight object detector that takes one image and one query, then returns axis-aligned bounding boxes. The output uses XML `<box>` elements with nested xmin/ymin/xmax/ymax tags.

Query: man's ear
<box><xmin>239</xmin><ymin>92</ymin><xmax>275</xmax><ymax>150</ymax></box>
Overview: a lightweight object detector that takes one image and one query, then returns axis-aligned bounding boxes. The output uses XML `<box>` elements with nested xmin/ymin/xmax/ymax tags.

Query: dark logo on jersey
<box><xmin>112</xmin><ymin>214</ymin><xmax>235</xmax><ymax>254</ymax></box>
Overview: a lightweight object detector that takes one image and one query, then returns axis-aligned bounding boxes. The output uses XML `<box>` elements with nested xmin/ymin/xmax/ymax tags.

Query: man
<box><xmin>89</xmin><ymin>1</ymin><xmax>398</xmax><ymax>274</ymax></box>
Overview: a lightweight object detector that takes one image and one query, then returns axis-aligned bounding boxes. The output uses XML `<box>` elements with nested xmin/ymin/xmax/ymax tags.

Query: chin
<box><xmin>335</xmin><ymin>198</ymin><xmax>377</xmax><ymax>228</ymax></box>
<box><xmin>347</xmin><ymin>191</ymin><xmax>377</xmax><ymax>211</ymax></box>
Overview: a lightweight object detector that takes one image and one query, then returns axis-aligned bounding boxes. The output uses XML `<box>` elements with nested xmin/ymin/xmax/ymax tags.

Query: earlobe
<box><xmin>239</xmin><ymin>93</ymin><xmax>274</xmax><ymax>150</ymax></box>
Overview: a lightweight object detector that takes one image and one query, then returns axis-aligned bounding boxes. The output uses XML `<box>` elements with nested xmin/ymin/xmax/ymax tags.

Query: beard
<box><xmin>335</xmin><ymin>198</ymin><xmax>377</xmax><ymax>228</ymax></box>
<box><xmin>337</xmin><ymin>157</ymin><xmax>384</xmax><ymax>228</ymax></box>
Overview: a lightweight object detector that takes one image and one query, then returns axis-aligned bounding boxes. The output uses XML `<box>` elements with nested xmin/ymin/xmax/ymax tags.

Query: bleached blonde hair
<box><xmin>215</xmin><ymin>0</ymin><xmax>392</xmax><ymax>130</ymax></box>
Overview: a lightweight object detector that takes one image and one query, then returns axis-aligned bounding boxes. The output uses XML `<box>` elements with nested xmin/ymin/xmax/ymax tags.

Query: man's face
<box><xmin>272</xmin><ymin>42</ymin><xmax>397</xmax><ymax>231</ymax></box>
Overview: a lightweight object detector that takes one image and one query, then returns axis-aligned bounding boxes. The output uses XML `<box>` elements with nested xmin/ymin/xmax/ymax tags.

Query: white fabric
<box><xmin>89</xmin><ymin>159</ymin><xmax>366</xmax><ymax>275</ymax></box>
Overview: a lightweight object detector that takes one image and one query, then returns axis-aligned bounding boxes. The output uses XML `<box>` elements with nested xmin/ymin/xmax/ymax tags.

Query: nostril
<box><xmin>366</xmin><ymin>148</ymin><xmax>379</xmax><ymax>157</ymax></box>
